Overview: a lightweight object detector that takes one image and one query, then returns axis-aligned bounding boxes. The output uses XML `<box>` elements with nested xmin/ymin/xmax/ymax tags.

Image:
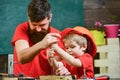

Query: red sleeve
<box><xmin>79</xmin><ymin>53</ymin><xmax>94</xmax><ymax>78</ymax></box>
<box><xmin>11</xmin><ymin>22</ymin><xmax>29</xmax><ymax>46</ymax></box>
<box><xmin>79</xmin><ymin>53</ymin><xmax>93</xmax><ymax>68</ymax></box>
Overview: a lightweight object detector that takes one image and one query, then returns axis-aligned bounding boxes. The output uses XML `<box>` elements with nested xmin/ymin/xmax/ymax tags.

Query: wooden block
<box><xmin>40</xmin><ymin>75</ymin><xmax>74</xmax><ymax>80</ymax></box>
<box><xmin>1</xmin><ymin>77</ymin><xmax>37</xmax><ymax>80</ymax></box>
<box><xmin>2</xmin><ymin>77</ymin><xmax>18</xmax><ymax>80</ymax></box>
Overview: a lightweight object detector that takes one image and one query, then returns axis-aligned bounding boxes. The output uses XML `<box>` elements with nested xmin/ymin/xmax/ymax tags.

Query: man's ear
<box><xmin>49</xmin><ymin>13</ymin><xmax>52</xmax><ymax>22</ymax></box>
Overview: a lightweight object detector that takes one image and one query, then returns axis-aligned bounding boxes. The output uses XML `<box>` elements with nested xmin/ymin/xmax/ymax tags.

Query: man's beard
<box><xmin>28</xmin><ymin>26</ymin><xmax>50</xmax><ymax>43</ymax></box>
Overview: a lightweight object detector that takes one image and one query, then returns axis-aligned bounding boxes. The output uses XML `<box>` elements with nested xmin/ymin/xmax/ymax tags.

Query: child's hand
<box><xmin>47</xmin><ymin>48</ymin><xmax>56</xmax><ymax>66</ymax></box>
<box><xmin>47</xmin><ymin>48</ymin><xmax>55</xmax><ymax>58</ymax></box>
<box><xmin>55</xmin><ymin>66</ymin><xmax>71</xmax><ymax>76</ymax></box>
<box><xmin>51</xmin><ymin>43</ymin><xmax>59</xmax><ymax>49</ymax></box>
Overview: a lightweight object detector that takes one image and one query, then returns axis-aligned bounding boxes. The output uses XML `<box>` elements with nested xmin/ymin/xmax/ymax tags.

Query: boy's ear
<box><xmin>82</xmin><ymin>44</ymin><xmax>87</xmax><ymax>50</ymax></box>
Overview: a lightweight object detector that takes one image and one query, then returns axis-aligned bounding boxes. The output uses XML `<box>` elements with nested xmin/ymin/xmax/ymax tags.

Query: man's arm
<box><xmin>15</xmin><ymin>33</ymin><xmax>61</xmax><ymax>64</ymax></box>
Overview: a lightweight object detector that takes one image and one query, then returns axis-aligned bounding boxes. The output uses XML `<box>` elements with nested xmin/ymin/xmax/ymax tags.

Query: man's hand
<box><xmin>47</xmin><ymin>48</ymin><xmax>55</xmax><ymax>66</ymax></box>
<box><xmin>41</xmin><ymin>33</ymin><xmax>61</xmax><ymax>49</ymax></box>
<box><xmin>47</xmin><ymin>48</ymin><xmax>54</xmax><ymax>58</ymax></box>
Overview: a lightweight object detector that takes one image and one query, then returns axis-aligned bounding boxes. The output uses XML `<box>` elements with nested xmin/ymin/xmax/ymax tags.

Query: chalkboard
<box><xmin>0</xmin><ymin>0</ymin><xmax>30</xmax><ymax>54</ymax></box>
<box><xmin>49</xmin><ymin>0</ymin><xmax>84</xmax><ymax>30</ymax></box>
<box><xmin>0</xmin><ymin>0</ymin><xmax>84</xmax><ymax>54</ymax></box>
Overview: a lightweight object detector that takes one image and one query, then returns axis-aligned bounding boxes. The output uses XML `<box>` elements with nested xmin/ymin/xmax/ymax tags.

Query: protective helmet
<box><xmin>61</xmin><ymin>26</ymin><xmax>97</xmax><ymax>57</ymax></box>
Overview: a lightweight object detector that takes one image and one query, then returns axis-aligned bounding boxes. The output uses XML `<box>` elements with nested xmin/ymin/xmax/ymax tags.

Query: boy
<box><xmin>47</xmin><ymin>27</ymin><xmax>97</xmax><ymax>79</ymax></box>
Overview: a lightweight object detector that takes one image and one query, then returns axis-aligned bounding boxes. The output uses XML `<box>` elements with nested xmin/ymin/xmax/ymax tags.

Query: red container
<box><xmin>104</xmin><ymin>24</ymin><xmax>120</xmax><ymax>38</ymax></box>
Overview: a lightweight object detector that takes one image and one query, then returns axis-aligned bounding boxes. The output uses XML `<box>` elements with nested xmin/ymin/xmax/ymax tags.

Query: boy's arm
<box><xmin>46</xmin><ymin>48</ymin><xmax>63</xmax><ymax>72</ymax></box>
<box><xmin>47</xmin><ymin>48</ymin><xmax>70</xmax><ymax>75</ymax></box>
<box><xmin>51</xmin><ymin>44</ymin><xmax>82</xmax><ymax>67</ymax></box>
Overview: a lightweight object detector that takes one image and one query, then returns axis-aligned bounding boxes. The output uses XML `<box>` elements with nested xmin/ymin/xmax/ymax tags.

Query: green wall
<box><xmin>49</xmin><ymin>0</ymin><xmax>84</xmax><ymax>30</ymax></box>
<box><xmin>0</xmin><ymin>0</ymin><xmax>84</xmax><ymax>54</ymax></box>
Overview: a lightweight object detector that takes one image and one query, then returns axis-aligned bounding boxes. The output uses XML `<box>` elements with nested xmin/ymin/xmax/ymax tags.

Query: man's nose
<box><xmin>36</xmin><ymin>26</ymin><xmax>42</xmax><ymax>32</ymax></box>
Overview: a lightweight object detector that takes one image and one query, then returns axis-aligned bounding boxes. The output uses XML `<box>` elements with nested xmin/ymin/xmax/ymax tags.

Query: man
<box><xmin>11</xmin><ymin>0</ymin><xmax>69</xmax><ymax>78</ymax></box>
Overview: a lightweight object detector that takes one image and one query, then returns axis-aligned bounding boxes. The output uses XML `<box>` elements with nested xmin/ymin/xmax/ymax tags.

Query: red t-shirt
<box><xmin>11</xmin><ymin>22</ymin><xmax>63</xmax><ymax>78</ymax></box>
<box><xmin>63</xmin><ymin>53</ymin><xmax>94</xmax><ymax>79</ymax></box>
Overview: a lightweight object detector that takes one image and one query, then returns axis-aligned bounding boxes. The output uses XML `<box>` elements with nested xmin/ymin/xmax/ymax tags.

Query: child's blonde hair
<box><xmin>63</xmin><ymin>33</ymin><xmax>87</xmax><ymax>48</ymax></box>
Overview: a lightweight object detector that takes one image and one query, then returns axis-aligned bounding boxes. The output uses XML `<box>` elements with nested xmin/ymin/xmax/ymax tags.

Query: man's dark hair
<box><xmin>28</xmin><ymin>0</ymin><xmax>51</xmax><ymax>22</ymax></box>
